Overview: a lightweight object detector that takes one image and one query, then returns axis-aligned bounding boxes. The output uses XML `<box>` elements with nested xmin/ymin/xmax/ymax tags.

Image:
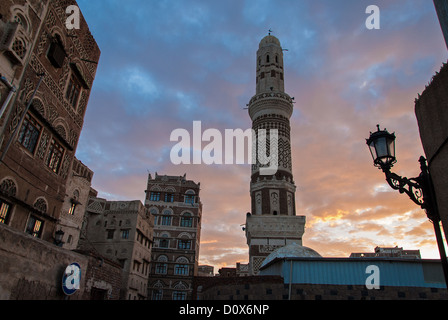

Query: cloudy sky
<box><xmin>75</xmin><ymin>0</ymin><xmax>447</xmax><ymax>269</ymax></box>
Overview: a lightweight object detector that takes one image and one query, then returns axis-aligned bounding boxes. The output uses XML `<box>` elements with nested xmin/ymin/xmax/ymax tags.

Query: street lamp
<box><xmin>366</xmin><ymin>125</ymin><xmax>396</xmax><ymax>170</ymax></box>
<box><xmin>54</xmin><ymin>229</ymin><xmax>65</xmax><ymax>247</ymax></box>
<box><xmin>366</xmin><ymin>125</ymin><xmax>448</xmax><ymax>289</ymax></box>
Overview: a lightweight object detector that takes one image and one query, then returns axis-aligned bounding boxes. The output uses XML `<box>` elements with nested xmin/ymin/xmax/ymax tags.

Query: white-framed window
<box><xmin>180</xmin><ymin>212</ymin><xmax>193</xmax><ymax>227</ymax></box>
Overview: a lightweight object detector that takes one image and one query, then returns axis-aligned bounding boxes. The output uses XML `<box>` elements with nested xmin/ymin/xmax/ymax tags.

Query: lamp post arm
<box><xmin>382</xmin><ymin>157</ymin><xmax>440</xmax><ymax>223</ymax></box>
<box><xmin>383</xmin><ymin>170</ymin><xmax>425</xmax><ymax>208</ymax></box>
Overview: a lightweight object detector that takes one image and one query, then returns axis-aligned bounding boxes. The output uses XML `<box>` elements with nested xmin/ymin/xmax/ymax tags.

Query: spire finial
<box><xmin>268</xmin><ymin>28</ymin><xmax>272</xmax><ymax>36</ymax></box>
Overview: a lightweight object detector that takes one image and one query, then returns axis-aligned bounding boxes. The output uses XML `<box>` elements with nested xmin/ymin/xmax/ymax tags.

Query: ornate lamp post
<box><xmin>367</xmin><ymin>125</ymin><xmax>448</xmax><ymax>289</ymax></box>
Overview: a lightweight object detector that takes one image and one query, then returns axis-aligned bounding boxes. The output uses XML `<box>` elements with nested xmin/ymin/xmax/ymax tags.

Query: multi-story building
<box><xmin>79</xmin><ymin>197</ymin><xmax>154</xmax><ymax>300</ymax></box>
<box><xmin>197</xmin><ymin>265</ymin><xmax>214</xmax><ymax>277</ymax></box>
<box><xmin>58</xmin><ymin>157</ymin><xmax>93</xmax><ymax>249</ymax></box>
<box><xmin>145</xmin><ymin>172</ymin><xmax>202</xmax><ymax>300</ymax></box>
<box><xmin>349</xmin><ymin>246</ymin><xmax>421</xmax><ymax>259</ymax></box>
<box><xmin>245</xmin><ymin>34</ymin><xmax>306</xmax><ymax>275</ymax></box>
<box><xmin>0</xmin><ymin>0</ymin><xmax>100</xmax><ymax>244</ymax></box>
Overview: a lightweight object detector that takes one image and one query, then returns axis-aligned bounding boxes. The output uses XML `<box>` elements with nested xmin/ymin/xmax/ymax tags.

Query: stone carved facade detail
<box><xmin>269</xmin><ymin>190</ymin><xmax>279</xmax><ymax>214</ymax></box>
<box><xmin>59</xmin><ymin>153</ymin><xmax>71</xmax><ymax>180</ymax></box>
<box><xmin>0</xmin><ymin>179</ymin><xmax>17</xmax><ymax>197</ymax></box>
<box><xmin>259</xmin><ymin>245</ymin><xmax>283</xmax><ymax>253</ymax></box>
<box><xmin>33</xmin><ymin>198</ymin><xmax>48</xmax><ymax>213</ymax></box>
<box><xmin>36</xmin><ymin>130</ymin><xmax>50</xmax><ymax>159</ymax></box>
<box><xmin>8</xmin><ymin>103</ymin><xmax>24</xmax><ymax>133</ymax></box>
<box><xmin>287</xmin><ymin>193</ymin><xmax>293</xmax><ymax>216</ymax></box>
<box><xmin>255</xmin><ymin>191</ymin><xmax>262</xmax><ymax>215</ymax></box>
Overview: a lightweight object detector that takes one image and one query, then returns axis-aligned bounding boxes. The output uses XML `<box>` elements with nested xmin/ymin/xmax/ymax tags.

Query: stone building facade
<box><xmin>145</xmin><ymin>173</ymin><xmax>202</xmax><ymax>300</ymax></box>
<box><xmin>79</xmin><ymin>198</ymin><xmax>154</xmax><ymax>300</ymax></box>
<box><xmin>245</xmin><ymin>34</ymin><xmax>305</xmax><ymax>275</ymax></box>
<box><xmin>415</xmin><ymin>61</ymin><xmax>448</xmax><ymax>244</ymax></box>
<box><xmin>58</xmin><ymin>157</ymin><xmax>93</xmax><ymax>249</ymax></box>
<box><xmin>350</xmin><ymin>246</ymin><xmax>421</xmax><ymax>259</ymax></box>
<box><xmin>0</xmin><ymin>0</ymin><xmax>100</xmax><ymax>244</ymax></box>
<box><xmin>0</xmin><ymin>222</ymin><xmax>122</xmax><ymax>300</ymax></box>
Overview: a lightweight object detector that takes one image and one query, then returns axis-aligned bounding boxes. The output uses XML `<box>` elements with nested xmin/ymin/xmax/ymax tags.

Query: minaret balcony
<box><xmin>248</xmin><ymin>92</ymin><xmax>294</xmax><ymax>120</ymax></box>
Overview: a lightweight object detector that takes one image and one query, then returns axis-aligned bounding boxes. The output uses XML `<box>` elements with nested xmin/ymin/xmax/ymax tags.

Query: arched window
<box><xmin>152</xmin><ymin>281</ymin><xmax>164</xmax><ymax>300</ymax></box>
<box><xmin>33</xmin><ymin>198</ymin><xmax>48</xmax><ymax>213</ymax></box>
<box><xmin>180</xmin><ymin>212</ymin><xmax>193</xmax><ymax>228</ymax></box>
<box><xmin>47</xmin><ymin>33</ymin><xmax>66</xmax><ymax>68</ymax></box>
<box><xmin>0</xmin><ymin>178</ymin><xmax>17</xmax><ymax>197</ymax></box>
<box><xmin>174</xmin><ymin>261</ymin><xmax>189</xmax><ymax>275</ymax></box>
<box><xmin>266</xmin><ymin>55</ymin><xmax>270</xmax><ymax>63</ymax></box>
<box><xmin>25</xmin><ymin>214</ymin><xmax>44</xmax><ymax>238</ymax></box>
<box><xmin>184</xmin><ymin>190</ymin><xmax>195</xmax><ymax>204</ymax></box>
<box><xmin>161</xmin><ymin>209</ymin><xmax>172</xmax><ymax>226</ymax></box>
<box><xmin>176</xmin><ymin>256</ymin><xmax>189</xmax><ymax>263</ymax></box>
<box><xmin>11</xmin><ymin>37</ymin><xmax>27</xmax><ymax>60</ymax></box>
<box><xmin>149</xmin><ymin>207</ymin><xmax>158</xmax><ymax>224</ymax></box>
<box><xmin>156</xmin><ymin>255</ymin><xmax>168</xmax><ymax>274</ymax></box>
<box><xmin>13</xmin><ymin>12</ymin><xmax>29</xmax><ymax>33</ymax></box>
<box><xmin>68</xmin><ymin>189</ymin><xmax>80</xmax><ymax>216</ymax></box>
<box><xmin>159</xmin><ymin>234</ymin><xmax>169</xmax><ymax>248</ymax></box>
<box><xmin>173</xmin><ymin>282</ymin><xmax>188</xmax><ymax>300</ymax></box>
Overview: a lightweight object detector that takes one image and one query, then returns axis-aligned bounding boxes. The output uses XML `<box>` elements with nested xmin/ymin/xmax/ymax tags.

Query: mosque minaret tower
<box><xmin>245</xmin><ymin>33</ymin><xmax>306</xmax><ymax>275</ymax></box>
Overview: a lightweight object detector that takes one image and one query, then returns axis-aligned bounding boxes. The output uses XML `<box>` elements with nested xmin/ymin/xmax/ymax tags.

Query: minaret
<box><xmin>245</xmin><ymin>34</ymin><xmax>306</xmax><ymax>275</ymax></box>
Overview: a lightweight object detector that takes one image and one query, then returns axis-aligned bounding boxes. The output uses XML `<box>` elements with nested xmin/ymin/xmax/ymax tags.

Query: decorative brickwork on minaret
<box><xmin>245</xmin><ymin>34</ymin><xmax>306</xmax><ymax>275</ymax></box>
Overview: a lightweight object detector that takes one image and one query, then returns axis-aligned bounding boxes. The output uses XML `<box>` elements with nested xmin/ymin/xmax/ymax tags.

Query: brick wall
<box><xmin>193</xmin><ymin>276</ymin><xmax>448</xmax><ymax>300</ymax></box>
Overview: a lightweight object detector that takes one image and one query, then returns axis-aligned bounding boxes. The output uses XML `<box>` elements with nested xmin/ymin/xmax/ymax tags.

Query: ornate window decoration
<box><xmin>17</xmin><ymin>113</ymin><xmax>42</xmax><ymax>154</ymax></box>
<box><xmin>65</xmin><ymin>74</ymin><xmax>81</xmax><ymax>109</ymax></box>
<box><xmin>68</xmin><ymin>190</ymin><xmax>79</xmax><ymax>216</ymax></box>
<box><xmin>13</xmin><ymin>11</ymin><xmax>30</xmax><ymax>33</ymax></box>
<box><xmin>161</xmin><ymin>209</ymin><xmax>172</xmax><ymax>226</ymax></box>
<box><xmin>65</xmin><ymin>63</ymin><xmax>89</xmax><ymax>111</ymax></box>
<box><xmin>46</xmin><ymin>138</ymin><xmax>65</xmax><ymax>173</ymax></box>
<box><xmin>155</xmin><ymin>255</ymin><xmax>168</xmax><ymax>274</ymax></box>
<box><xmin>152</xmin><ymin>281</ymin><xmax>164</xmax><ymax>300</ymax></box>
<box><xmin>177</xmin><ymin>239</ymin><xmax>191</xmax><ymax>250</ymax></box>
<box><xmin>0</xmin><ymin>178</ymin><xmax>17</xmax><ymax>197</ymax></box>
<box><xmin>172</xmin><ymin>282</ymin><xmax>187</xmax><ymax>300</ymax></box>
<box><xmin>180</xmin><ymin>212</ymin><xmax>193</xmax><ymax>228</ymax></box>
<box><xmin>176</xmin><ymin>256</ymin><xmax>189</xmax><ymax>264</ymax></box>
<box><xmin>11</xmin><ymin>37</ymin><xmax>26</xmax><ymax>59</ymax></box>
<box><xmin>31</xmin><ymin>99</ymin><xmax>45</xmax><ymax>117</ymax></box>
<box><xmin>33</xmin><ymin>197</ymin><xmax>48</xmax><ymax>214</ymax></box>
<box><xmin>164</xmin><ymin>192</ymin><xmax>174</xmax><ymax>202</ymax></box>
<box><xmin>47</xmin><ymin>34</ymin><xmax>66</xmax><ymax>68</ymax></box>
<box><xmin>174</xmin><ymin>264</ymin><xmax>189</xmax><ymax>276</ymax></box>
<box><xmin>149</xmin><ymin>191</ymin><xmax>161</xmax><ymax>201</ymax></box>
<box><xmin>159</xmin><ymin>233</ymin><xmax>170</xmax><ymax>248</ymax></box>
<box><xmin>1</xmin><ymin>8</ymin><xmax>32</xmax><ymax>65</ymax></box>
<box><xmin>184</xmin><ymin>190</ymin><xmax>195</xmax><ymax>204</ymax></box>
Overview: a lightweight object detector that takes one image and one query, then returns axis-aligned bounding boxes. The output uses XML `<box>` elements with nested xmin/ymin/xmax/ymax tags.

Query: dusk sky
<box><xmin>75</xmin><ymin>0</ymin><xmax>447</xmax><ymax>270</ymax></box>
